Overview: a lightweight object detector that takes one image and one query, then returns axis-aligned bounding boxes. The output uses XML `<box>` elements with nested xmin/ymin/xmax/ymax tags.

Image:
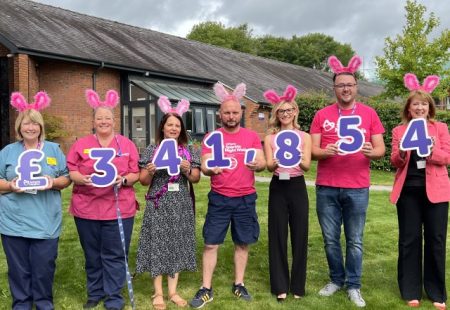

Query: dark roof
<box><xmin>0</xmin><ymin>0</ymin><xmax>384</xmax><ymax>101</ymax></box>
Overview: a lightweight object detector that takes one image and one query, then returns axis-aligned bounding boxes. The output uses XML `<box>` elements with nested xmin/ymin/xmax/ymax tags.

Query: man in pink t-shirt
<box><xmin>190</xmin><ymin>83</ymin><xmax>266</xmax><ymax>309</ymax></box>
<box><xmin>310</xmin><ymin>56</ymin><xmax>385</xmax><ymax>308</ymax></box>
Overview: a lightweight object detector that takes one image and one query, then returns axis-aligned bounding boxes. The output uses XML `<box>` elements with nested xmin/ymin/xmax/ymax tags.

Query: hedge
<box><xmin>296</xmin><ymin>91</ymin><xmax>450</xmax><ymax>172</ymax></box>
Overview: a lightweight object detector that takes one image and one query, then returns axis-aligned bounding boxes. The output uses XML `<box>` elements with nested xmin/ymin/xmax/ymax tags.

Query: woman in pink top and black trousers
<box><xmin>390</xmin><ymin>74</ymin><xmax>450</xmax><ymax>310</ymax></box>
<box><xmin>263</xmin><ymin>85</ymin><xmax>311</xmax><ymax>301</ymax></box>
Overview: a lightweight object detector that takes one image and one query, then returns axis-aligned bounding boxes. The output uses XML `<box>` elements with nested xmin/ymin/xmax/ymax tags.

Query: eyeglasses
<box><xmin>277</xmin><ymin>108</ymin><xmax>295</xmax><ymax>115</ymax></box>
<box><xmin>334</xmin><ymin>83</ymin><xmax>357</xmax><ymax>89</ymax></box>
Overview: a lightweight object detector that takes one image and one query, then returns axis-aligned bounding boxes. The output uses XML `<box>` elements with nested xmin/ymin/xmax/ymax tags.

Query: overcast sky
<box><xmin>33</xmin><ymin>0</ymin><xmax>449</xmax><ymax>80</ymax></box>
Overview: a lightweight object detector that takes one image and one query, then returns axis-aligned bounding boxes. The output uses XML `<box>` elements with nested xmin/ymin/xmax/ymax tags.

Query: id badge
<box><xmin>279</xmin><ymin>172</ymin><xmax>290</xmax><ymax>180</ymax></box>
<box><xmin>24</xmin><ymin>189</ymin><xmax>38</xmax><ymax>195</ymax></box>
<box><xmin>168</xmin><ymin>183</ymin><xmax>179</xmax><ymax>192</ymax></box>
<box><xmin>416</xmin><ymin>160</ymin><xmax>426</xmax><ymax>169</ymax></box>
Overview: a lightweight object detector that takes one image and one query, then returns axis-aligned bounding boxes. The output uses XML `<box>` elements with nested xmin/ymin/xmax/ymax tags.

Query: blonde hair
<box><xmin>15</xmin><ymin>109</ymin><xmax>46</xmax><ymax>141</ymax></box>
<box><xmin>401</xmin><ymin>90</ymin><xmax>436</xmax><ymax>124</ymax></box>
<box><xmin>267</xmin><ymin>101</ymin><xmax>300</xmax><ymax>134</ymax></box>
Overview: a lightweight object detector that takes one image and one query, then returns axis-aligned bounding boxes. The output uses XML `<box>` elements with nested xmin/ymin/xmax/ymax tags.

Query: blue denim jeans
<box><xmin>316</xmin><ymin>186</ymin><xmax>369</xmax><ymax>289</ymax></box>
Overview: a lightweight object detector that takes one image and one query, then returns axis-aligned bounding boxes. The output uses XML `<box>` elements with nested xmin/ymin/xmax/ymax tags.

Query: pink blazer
<box><xmin>390</xmin><ymin>121</ymin><xmax>450</xmax><ymax>204</ymax></box>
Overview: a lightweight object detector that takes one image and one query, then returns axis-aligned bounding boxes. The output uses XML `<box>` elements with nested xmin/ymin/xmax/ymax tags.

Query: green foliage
<box><xmin>187</xmin><ymin>21</ymin><xmax>255</xmax><ymax>54</ymax></box>
<box><xmin>43</xmin><ymin>113</ymin><xmax>70</xmax><ymax>141</ymax></box>
<box><xmin>375</xmin><ymin>0</ymin><xmax>450</xmax><ymax>99</ymax></box>
<box><xmin>296</xmin><ymin>90</ymin><xmax>331</xmax><ymax>132</ymax></box>
<box><xmin>187</xmin><ymin>22</ymin><xmax>356</xmax><ymax>70</ymax></box>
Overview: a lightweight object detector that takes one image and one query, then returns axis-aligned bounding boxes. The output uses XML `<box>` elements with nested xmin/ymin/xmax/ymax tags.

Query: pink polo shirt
<box><xmin>67</xmin><ymin>134</ymin><xmax>139</xmax><ymax>220</ymax></box>
<box><xmin>202</xmin><ymin>127</ymin><xmax>262</xmax><ymax>197</ymax></box>
<box><xmin>310</xmin><ymin>102</ymin><xmax>384</xmax><ymax>188</ymax></box>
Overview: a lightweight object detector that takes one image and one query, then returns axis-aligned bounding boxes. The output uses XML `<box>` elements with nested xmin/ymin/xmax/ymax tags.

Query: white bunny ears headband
<box><xmin>157</xmin><ymin>96</ymin><xmax>190</xmax><ymax>116</ymax></box>
<box><xmin>328</xmin><ymin>55</ymin><xmax>362</xmax><ymax>75</ymax></box>
<box><xmin>10</xmin><ymin>91</ymin><xmax>51</xmax><ymax>112</ymax></box>
<box><xmin>213</xmin><ymin>82</ymin><xmax>246</xmax><ymax>103</ymax></box>
<box><xmin>404</xmin><ymin>73</ymin><xmax>439</xmax><ymax>94</ymax></box>
<box><xmin>263</xmin><ymin>85</ymin><xmax>297</xmax><ymax>105</ymax></box>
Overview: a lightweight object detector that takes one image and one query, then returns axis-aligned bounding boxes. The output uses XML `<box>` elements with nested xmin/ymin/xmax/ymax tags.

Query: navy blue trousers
<box><xmin>1</xmin><ymin>234</ymin><xmax>58</xmax><ymax>310</ymax></box>
<box><xmin>74</xmin><ymin>217</ymin><xmax>133</xmax><ymax>309</ymax></box>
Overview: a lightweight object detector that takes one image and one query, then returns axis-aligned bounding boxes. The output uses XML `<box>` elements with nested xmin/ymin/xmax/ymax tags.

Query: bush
<box><xmin>43</xmin><ymin>113</ymin><xmax>70</xmax><ymax>141</ymax></box>
<box><xmin>295</xmin><ymin>91</ymin><xmax>450</xmax><ymax>172</ymax></box>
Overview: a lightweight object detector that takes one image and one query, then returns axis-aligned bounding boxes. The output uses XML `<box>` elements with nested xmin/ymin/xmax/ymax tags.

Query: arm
<box><xmin>69</xmin><ymin>170</ymin><xmax>93</xmax><ymax>186</ymax></box>
<box><xmin>139</xmin><ymin>163</ymin><xmax>155</xmax><ymax>186</ymax></box>
<box><xmin>311</xmin><ymin>133</ymin><xmax>338</xmax><ymax>160</ymax></box>
<box><xmin>427</xmin><ymin>123</ymin><xmax>450</xmax><ymax>166</ymax></box>
<box><xmin>300</xmin><ymin>133</ymin><xmax>312</xmax><ymax>172</ymax></box>
<box><xmin>264</xmin><ymin>135</ymin><xmax>278</xmax><ymax>172</ymax></box>
<box><xmin>362</xmin><ymin>134</ymin><xmax>385</xmax><ymax>160</ymax></box>
<box><xmin>252</xmin><ymin>149</ymin><xmax>266</xmax><ymax>172</ymax></box>
<box><xmin>390</xmin><ymin>127</ymin><xmax>407</xmax><ymax>168</ymax></box>
<box><xmin>51</xmin><ymin>175</ymin><xmax>71</xmax><ymax>190</ymax></box>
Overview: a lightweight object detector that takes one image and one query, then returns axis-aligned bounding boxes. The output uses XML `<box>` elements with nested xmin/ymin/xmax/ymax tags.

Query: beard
<box><xmin>222</xmin><ymin>120</ymin><xmax>239</xmax><ymax>129</ymax></box>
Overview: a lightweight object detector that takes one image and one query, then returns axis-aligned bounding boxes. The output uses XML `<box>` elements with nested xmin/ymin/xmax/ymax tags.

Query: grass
<box><xmin>257</xmin><ymin>161</ymin><xmax>395</xmax><ymax>186</ymax></box>
<box><xmin>0</xmin><ymin>171</ymin><xmax>446</xmax><ymax>310</ymax></box>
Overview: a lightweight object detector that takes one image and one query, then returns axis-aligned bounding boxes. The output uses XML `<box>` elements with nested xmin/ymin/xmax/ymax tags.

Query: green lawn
<box><xmin>0</xmin><ymin>177</ymin><xmax>447</xmax><ymax>309</ymax></box>
<box><xmin>257</xmin><ymin>161</ymin><xmax>395</xmax><ymax>186</ymax></box>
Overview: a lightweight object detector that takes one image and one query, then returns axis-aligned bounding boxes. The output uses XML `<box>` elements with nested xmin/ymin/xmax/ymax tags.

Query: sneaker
<box><xmin>347</xmin><ymin>289</ymin><xmax>366</xmax><ymax>307</ymax></box>
<box><xmin>318</xmin><ymin>282</ymin><xmax>342</xmax><ymax>296</ymax></box>
<box><xmin>189</xmin><ymin>287</ymin><xmax>214</xmax><ymax>309</ymax></box>
<box><xmin>232</xmin><ymin>283</ymin><xmax>252</xmax><ymax>301</ymax></box>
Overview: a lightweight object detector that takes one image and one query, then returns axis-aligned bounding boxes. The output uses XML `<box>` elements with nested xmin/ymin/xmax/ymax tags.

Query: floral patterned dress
<box><xmin>136</xmin><ymin>144</ymin><xmax>199</xmax><ymax>277</ymax></box>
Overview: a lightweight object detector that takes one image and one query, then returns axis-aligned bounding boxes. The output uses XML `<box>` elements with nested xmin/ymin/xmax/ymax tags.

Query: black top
<box><xmin>404</xmin><ymin>150</ymin><xmax>426</xmax><ymax>187</ymax></box>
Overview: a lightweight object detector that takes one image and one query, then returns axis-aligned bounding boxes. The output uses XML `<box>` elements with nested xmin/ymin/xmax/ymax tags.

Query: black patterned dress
<box><xmin>136</xmin><ymin>144</ymin><xmax>199</xmax><ymax>277</ymax></box>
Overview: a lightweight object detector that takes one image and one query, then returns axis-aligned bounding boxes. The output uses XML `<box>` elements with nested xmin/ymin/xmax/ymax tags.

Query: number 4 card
<box><xmin>400</xmin><ymin>118</ymin><xmax>433</xmax><ymax>157</ymax></box>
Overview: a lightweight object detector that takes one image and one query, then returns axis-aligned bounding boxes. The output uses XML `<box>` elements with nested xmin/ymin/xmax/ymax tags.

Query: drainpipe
<box><xmin>91</xmin><ymin>62</ymin><xmax>105</xmax><ymax>133</ymax></box>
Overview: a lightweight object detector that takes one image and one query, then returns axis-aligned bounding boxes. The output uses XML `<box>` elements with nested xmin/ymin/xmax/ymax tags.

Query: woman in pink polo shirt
<box><xmin>67</xmin><ymin>90</ymin><xmax>139</xmax><ymax>310</ymax></box>
<box><xmin>263</xmin><ymin>85</ymin><xmax>311</xmax><ymax>302</ymax></box>
<box><xmin>390</xmin><ymin>74</ymin><xmax>450</xmax><ymax>310</ymax></box>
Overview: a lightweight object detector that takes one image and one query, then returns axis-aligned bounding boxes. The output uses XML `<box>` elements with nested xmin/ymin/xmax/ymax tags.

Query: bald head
<box><xmin>219</xmin><ymin>99</ymin><xmax>242</xmax><ymax>132</ymax></box>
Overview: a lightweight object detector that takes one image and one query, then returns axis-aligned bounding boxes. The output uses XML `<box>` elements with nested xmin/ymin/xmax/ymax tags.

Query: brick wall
<box><xmin>242</xmin><ymin>98</ymin><xmax>271</xmax><ymax>141</ymax></box>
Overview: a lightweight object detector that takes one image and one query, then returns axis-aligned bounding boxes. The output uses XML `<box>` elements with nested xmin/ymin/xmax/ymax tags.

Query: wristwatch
<box><xmin>121</xmin><ymin>176</ymin><xmax>128</xmax><ymax>186</ymax></box>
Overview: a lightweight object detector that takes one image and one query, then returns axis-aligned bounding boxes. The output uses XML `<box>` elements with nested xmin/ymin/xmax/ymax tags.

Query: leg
<box><xmin>316</xmin><ymin>186</ymin><xmax>345</xmax><ymax>287</ymax></box>
<box><xmin>151</xmin><ymin>276</ymin><xmax>166</xmax><ymax>310</ymax></box>
<box><xmin>74</xmin><ymin>218</ymin><xmax>104</xmax><ymax>302</ymax></box>
<box><xmin>268</xmin><ymin>178</ymin><xmax>289</xmax><ymax>295</ymax></box>
<box><xmin>396</xmin><ymin>187</ymin><xmax>423</xmax><ymax>300</ymax></box>
<box><xmin>101</xmin><ymin>217</ymin><xmax>134</xmax><ymax>309</ymax></box>
<box><xmin>423</xmin><ymin>200</ymin><xmax>448</xmax><ymax>303</ymax></box>
<box><xmin>289</xmin><ymin>177</ymin><xmax>309</xmax><ymax>297</ymax></box>
<box><xmin>1</xmin><ymin>235</ymin><xmax>33</xmax><ymax>309</ymax></box>
<box><xmin>30</xmin><ymin>238</ymin><xmax>58</xmax><ymax>310</ymax></box>
<box><xmin>168</xmin><ymin>273</ymin><xmax>187</xmax><ymax>307</ymax></box>
<box><xmin>202</xmin><ymin>244</ymin><xmax>219</xmax><ymax>289</ymax></box>
<box><xmin>234</xmin><ymin>244</ymin><xmax>249</xmax><ymax>285</ymax></box>
<box><xmin>342</xmin><ymin>187</ymin><xmax>369</xmax><ymax>290</ymax></box>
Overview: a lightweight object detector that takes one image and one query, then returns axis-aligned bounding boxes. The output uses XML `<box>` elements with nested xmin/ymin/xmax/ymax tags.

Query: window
<box><xmin>129</xmin><ymin>84</ymin><xmax>151</xmax><ymax>101</ymax></box>
<box><xmin>194</xmin><ymin>108</ymin><xmax>204</xmax><ymax>133</ymax></box>
<box><xmin>185</xmin><ymin>110</ymin><xmax>193</xmax><ymax>132</ymax></box>
<box><xmin>206</xmin><ymin>109</ymin><xmax>216</xmax><ymax>132</ymax></box>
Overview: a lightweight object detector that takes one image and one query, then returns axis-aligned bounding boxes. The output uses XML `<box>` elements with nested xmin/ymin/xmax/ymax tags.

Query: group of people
<box><xmin>0</xmin><ymin>54</ymin><xmax>448</xmax><ymax>310</ymax></box>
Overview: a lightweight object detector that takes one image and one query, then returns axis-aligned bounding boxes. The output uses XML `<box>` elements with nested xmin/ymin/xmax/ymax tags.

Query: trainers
<box><xmin>318</xmin><ymin>282</ymin><xmax>342</xmax><ymax>296</ymax></box>
<box><xmin>347</xmin><ymin>289</ymin><xmax>366</xmax><ymax>307</ymax></box>
<box><xmin>190</xmin><ymin>287</ymin><xmax>214</xmax><ymax>309</ymax></box>
<box><xmin>232</xmin><ymin>283</ymin><xmax>252</xmax><ymax>301</ymax></box>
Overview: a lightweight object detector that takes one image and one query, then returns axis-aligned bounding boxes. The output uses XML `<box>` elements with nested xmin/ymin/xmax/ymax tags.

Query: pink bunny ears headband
<box><xmin>10</xmin><ymin>91</ymin><xmax>51</xmax><ymax>112</ymax></box>
<box><xmin>85</xmin><ymin>89</ymin><xmax>119</xmax><ymax>109</ymax></box>
<box><xmin>157</xmin><ymin>96</ymin><xmax>190</xmax><ymax>116</ymax></box>
<box><xmin>213</xmin><ymin>82</ymin><xmax>246</xmax><ymax>103</ymax></box>
<box><xmin>328</xmin><ymin>55</ymin><xmax>362</xmax><ymax>75</ymax></box>
<box><xmin>403</xmin><ymin>73</ymin><xmax>440</xmax><ymax>94</ymax></box>
<box><xmin>263</xmin><ymin>85</ymin><xmax>297</xmax><ymax>105</ymax></box>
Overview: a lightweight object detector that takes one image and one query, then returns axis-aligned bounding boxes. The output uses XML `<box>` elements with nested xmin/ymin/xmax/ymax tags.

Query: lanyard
<box><xmin>337</xmin><ymin>103</ymin><xmax>357</xmax><ymax>117</ymax></box>
<box><xmin>22</xmin><ymin>141</ymin><xmax>41</xmax><ymax>150</ymax></box>
<box><xmin>94</xmin><ymin>134</ymin><xmax>123</xmax><ymax>157</ymax></box>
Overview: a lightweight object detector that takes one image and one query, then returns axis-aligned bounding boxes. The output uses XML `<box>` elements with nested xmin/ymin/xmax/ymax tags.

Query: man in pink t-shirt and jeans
<box><xmin>310</xmin><ymin>56</ymin><xmax>385</xmax><ymax>308</ymax></box>
<box><xmin>190</xmin><ymin>83</ymin><xmax>266</xmax><ymax>309</ymax></box>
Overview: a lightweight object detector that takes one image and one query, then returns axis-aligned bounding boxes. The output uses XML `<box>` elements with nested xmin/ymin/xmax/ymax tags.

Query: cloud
<box><xmin>33</xmin><ymin>0</ymin><xmax>450</xmax><ymax>79</ymax></box>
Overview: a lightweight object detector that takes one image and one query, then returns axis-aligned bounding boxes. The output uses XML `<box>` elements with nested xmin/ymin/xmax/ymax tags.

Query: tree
<box><xmin>375</xmin><ymin>0</ymin><xmax>450</xmax><ymax>99</ymax></box>
<box><xmin>186</xmin><ymin>21</ymin><xmax>255</xmax><ymax>54</ymax></box>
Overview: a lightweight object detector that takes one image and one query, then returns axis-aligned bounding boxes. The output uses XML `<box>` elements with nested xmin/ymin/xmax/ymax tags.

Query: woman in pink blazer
<box><xmin>390</xmin><ymin>74</ymin><xmax>450</xmax><ymax>310</ymax></box>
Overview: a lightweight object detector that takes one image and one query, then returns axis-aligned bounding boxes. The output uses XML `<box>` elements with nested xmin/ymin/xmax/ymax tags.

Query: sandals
<box><xmin>433</xmin><ymin>302</ymin><xmax>447</xmax><ymax>310</ymax></box>
<box><xmin>151</xmin><ymin>294</ymin><xmax>166</xmax><ymax>310</ymax></box>
<box><xmin>407</xmin><ymin>300</ymin><xmax>420</xmax><ymax>307</ymax></box>
<box><xmin>169</xmin><ymin>293</ymin><xmax>188</xmax><ymax>308</ymax></box>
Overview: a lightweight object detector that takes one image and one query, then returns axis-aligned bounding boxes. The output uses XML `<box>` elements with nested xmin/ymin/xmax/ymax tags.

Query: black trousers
<box><xmin>396</xmin><ymin>186</ymin><xmax>448</xmax><ymax>302</ymax></box>
<box><xmin>268</xmin><ymin>175</ymin><xmax>309</xmax><ymax>296</ymax></box>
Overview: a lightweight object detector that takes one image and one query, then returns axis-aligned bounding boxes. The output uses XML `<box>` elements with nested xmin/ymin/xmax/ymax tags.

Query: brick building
<box><xmin>0</xmin><ymin>0</ymin><xmax>383</xmax><ymax>152</ymax></box>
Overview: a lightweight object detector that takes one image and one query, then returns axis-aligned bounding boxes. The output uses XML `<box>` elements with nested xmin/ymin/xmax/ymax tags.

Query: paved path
<box><xmin>255</xmin><ymin>176</ymin><xmax>392</xmax><ymax>191</ymax></box>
